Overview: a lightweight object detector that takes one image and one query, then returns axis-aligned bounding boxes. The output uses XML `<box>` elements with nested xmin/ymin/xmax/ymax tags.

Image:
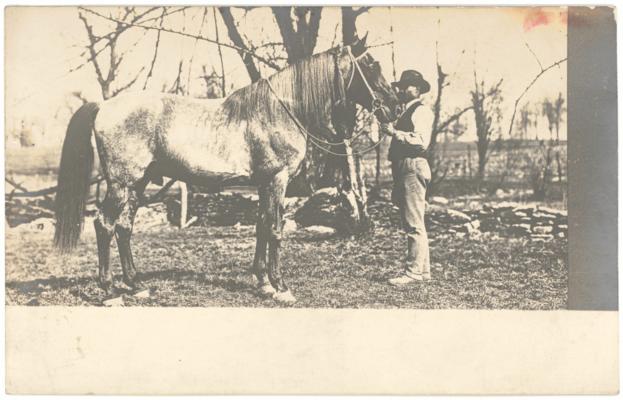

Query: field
<box><xmin>6</xmin><ymin>202</ymin><xmax>567</xmax><ymax>309</ymax></box>
<box><xmin>5</xmin><ymin>143</ymin><xmax>568</xmax><ymax>309</ymax></box>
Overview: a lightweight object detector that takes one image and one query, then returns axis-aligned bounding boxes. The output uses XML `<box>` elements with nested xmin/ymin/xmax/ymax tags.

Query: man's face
<box><xmin>396</xmin><ymin>85</ymin><xmax>422</xmax><ymax>103</ymax></box>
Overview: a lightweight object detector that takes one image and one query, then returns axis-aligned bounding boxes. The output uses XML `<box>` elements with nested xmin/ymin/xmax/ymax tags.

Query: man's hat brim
<box><xmin>391</xmin><ymin>79</ymin><xmax>431</xmax><ymax>94</ymax></box>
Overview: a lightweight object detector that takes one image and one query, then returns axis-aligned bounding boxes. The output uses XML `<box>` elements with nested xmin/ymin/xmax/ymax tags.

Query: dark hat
<box><xmin>392</xmin><ymin>70</ymin><xmax>431</xmax><ymax>94</ymax></box>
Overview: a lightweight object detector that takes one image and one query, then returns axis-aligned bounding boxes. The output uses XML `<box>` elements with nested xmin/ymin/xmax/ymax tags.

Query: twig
<box><xmin>80</xmin><ymin>6</ymin><xmax>281</xmax><ymax>71</ymax></box>
<box><xmin>143</xmin><ymin>9</ymin><xmax>166</xmax><ymax>90</ymax></box>
<box><xmin>5</xmin><ymin>177</ymin><xmax>104</xmax><ymax>199</ymax></box>
<box><xmin>436</xmin><ymin>105</ymin><xmax>474</xmax><ymax>134</ymax></box>
<box><xmin>506</xmin><ymin>58</ymin><xmax>567</xmax><ymax>139</ymax></box>
<box><xmin>186</xmin><ymin>7</ymin><xmax>210</xmax><ymax>92</ymax></box>
<box><xmin>212</xmin><ymin>8</ymin><xmax>227</xmax><ymax>97</ymax></box>
<box><xmin>111</xmin><ymin>67</ymin><xmax>145</xmax><ymax>97</ymax></box>
<box><xmin>524</xmin><ymin>41</ymin><xmax>544</xmax><ymax>71</ymax></box>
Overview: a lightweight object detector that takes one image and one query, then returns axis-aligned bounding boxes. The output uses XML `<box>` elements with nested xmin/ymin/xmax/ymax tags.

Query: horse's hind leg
<box><xmin>253</xmin><ymin>187</ymin><xmax>275</xmax><ymax>296</ymax></box>
<box><xmin>94</xmin><ymin>183</ymin><xmax>125</xmax><ymax>296</ymax></box>
<box><xmin>115</xmin><ymin>187</ymin><xmax>144</xmax><ymax>291</ymax></box>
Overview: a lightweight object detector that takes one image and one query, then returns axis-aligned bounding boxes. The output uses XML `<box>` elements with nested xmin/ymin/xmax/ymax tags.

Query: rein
<box><xmin>263</xmin><ymin>47</ymin><xmax>387</xmax><ymax>158</ymax></box>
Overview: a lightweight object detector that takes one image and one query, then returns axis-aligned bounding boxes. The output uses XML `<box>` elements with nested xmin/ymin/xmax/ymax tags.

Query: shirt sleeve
<box><xmin>391</xmin><ymin>106</ymin><xmax>434</xmax><ymax>149</ymax></box>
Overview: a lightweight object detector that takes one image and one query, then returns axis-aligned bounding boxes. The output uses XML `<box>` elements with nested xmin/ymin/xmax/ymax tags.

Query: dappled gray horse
<box><xmin>54</xmin><ymin>36</ymin><xmax>399</xmax><ymax>304</ymax></box>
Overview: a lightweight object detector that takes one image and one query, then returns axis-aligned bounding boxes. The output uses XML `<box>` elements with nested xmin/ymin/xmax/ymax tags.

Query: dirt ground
<box><xmin>5</xmin><ymin>202</ymin><xmax>567</xmax><ymax>309</ymax></box>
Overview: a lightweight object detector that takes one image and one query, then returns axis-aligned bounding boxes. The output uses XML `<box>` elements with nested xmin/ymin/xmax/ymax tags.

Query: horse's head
<box><xmin>337</xmin><ymin>34</ymin><xmax>400</xmax><ymax>124</ymax></box>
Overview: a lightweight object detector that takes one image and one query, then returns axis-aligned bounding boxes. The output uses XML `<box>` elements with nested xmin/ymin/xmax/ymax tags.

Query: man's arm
<box><xmin>381</xmin><ymin>107</ymin><xmax>434</xmax><ymax>148</ymax></box>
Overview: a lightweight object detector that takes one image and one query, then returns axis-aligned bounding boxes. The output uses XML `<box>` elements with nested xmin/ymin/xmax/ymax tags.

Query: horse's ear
<box><xmin>351</xmin><ymin>32</ymin><xmax>368</xmax><ymax>57</ymax></box>
<box><xmin>360</xmin><ymin>32</ymin><xmax>369</xmax><ymax>46</ymax></box>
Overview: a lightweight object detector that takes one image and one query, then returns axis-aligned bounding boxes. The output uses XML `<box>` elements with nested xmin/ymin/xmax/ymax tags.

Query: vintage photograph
<box><xmin>6</xmin><ymin>6</ymin><xmax>569</xmax><ymax>308</ymax></box>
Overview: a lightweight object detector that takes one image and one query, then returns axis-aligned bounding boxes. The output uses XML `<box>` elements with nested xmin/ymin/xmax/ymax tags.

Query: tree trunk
<box><xmin>219</xmin><ymin>8</ymin><xmax>262</xmax><ymax>82</ymax></box>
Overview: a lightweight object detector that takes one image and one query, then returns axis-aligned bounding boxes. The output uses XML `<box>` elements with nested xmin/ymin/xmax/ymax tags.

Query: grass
<box><xmin>5</xmin><ymin>203</ymin><xmax>567</xmax><ymax>309</ymax></box>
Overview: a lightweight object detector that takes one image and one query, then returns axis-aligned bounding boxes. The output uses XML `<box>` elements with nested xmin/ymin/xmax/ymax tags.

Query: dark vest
<box><xmin>387</xmin><ymin>101</ymin><xmax>426</xmax><ymax>162</ymax></box>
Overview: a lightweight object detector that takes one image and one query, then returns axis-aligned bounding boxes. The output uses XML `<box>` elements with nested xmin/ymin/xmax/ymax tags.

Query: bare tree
<box><xmin>75</xmin><ymin>7</ymin><xmax>161</xmax><ymax>99</ymax></box>
<box><xmin>542</xmin><ymin>92</ymin><xmax>565</xmax><ymax>142</ymax></box>
<box><xmin>271</xmin><ymin>7</ymin><xmax>323</xmax><ymax>64</ymax></box>
<box><xmin>470</xmin><ymin>72</ymin><xmax>504</xmax><ymax>181</ymax></box>
<box><xmin>218</xmin><ymin>8</ymin><xmax>263</xmax><ymax>82</ymax></box>
<box><xmin>516</xmin><ymin>103</ymin><xmax>535</xmax><ymax>141</ymax></box>
<box><xmin>424</xmin><ymin>19</ymin><xmax>473</xmax><ymax>195</ymax></box>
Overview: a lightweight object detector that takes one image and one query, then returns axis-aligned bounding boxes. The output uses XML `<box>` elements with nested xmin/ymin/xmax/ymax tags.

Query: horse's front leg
<box><xmin>266</xmin><ymin>170</ymin><xmax>296</xmax><ymax>304</ymax></box>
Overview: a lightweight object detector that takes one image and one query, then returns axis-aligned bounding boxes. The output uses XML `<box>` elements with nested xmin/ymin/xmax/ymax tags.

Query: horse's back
<box><xmin>94</xmin><ymin>92</ymin><xmax>252</xmax><ymax>186</ymax></box>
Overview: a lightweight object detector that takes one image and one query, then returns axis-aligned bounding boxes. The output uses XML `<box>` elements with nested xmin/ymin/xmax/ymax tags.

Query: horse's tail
<box><xmin>54</xmin><ymin>102</ymin><xmax>100</xmax><ymax>253</ymax></box>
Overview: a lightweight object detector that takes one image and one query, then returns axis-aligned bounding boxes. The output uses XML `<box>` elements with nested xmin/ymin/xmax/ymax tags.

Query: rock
<box><xmin>282</xmin><ymin>218</ymin><xmax>298</xmax><ymax>233</ymax></box>
<box><xmin>26</xmin><ymin>298</ymin><xmax>40</xmax><ymax>306</ymax></box>
<box><xmin>508</xmin><ymin>224</ymin><xmax>531</xmax><ymax>236</ymax></box>
<box><xmin>532</xmin><ymin>225</ymin><xmax>554</xmax><ymax>234</ymax></box>
<box><xmin>240</xmin><ymin>193</ymin><xmax>259</xmax><ymax>202</ymax></box>
<box><xmin>512</xmin><ymin>205</ymin><xmax>536</xmax><ymax>215</ymax></box>
<box><xmin>430</xmin><ymin>196</ymin><xmax>449</xmax><ymax>205</ymax></box>
<box><xmin>556</xmin><ymin>224</ymin><xmax>568</xmax><ymax>231</ymax></box>
<box><xmin>494</xmin><ymin>189</ymin><xmax>507</xmax><ymax>198</ymax></box>
<box><xmin>532</xmin><ymin>212</ymin><xmax>557</xmax><ymax>222</ymax></box>
<box><xmin>303</xmin><ymin>225</ymin><xmax>336</xmax><ymax>236</ymax></box>
<box><xmin>103</xmin><ymin>296</ymin><xmax>124</xmax><ymax>307</ymax></box>
<box><xmin>488</xmin><ymin>201</ymin><xmax>520</xmax><ymax>211</ymax></box>
<box><xmin>444</xmin><ymin>209</ymin><xmax>471</xmax><ymax>224</ymax></box>
<box><xmin>531</xmin><ymin>233</ymin><xmax>554</xmax><ymax>242</ymax></box>
<box><xmin>556</xmin><ymin>232</ymin><xmax>566</xmax><ymax>238</ymax></box>
<box><xmin>133</xmin><ymin>289</ymin><xmax>151</xmax><ymax>298</ymax></box>
<box><xmin>537</xmin><ymin>206</ymin><xmax>567</xmax><ymax>218</ymax></box>
<box><xmin>458</xmin><ymin>220</ymin><xmax>480</xmax><ymax>234</ymax></box>
<box><xmin>16</xmin><ymin>217</ymin><xmax>55</xmax><ymax>232</ymax></box>
<box><xmin>294</xmin><ymin>188</ymin><xmax>363</xmax><ymax>233</ymax></box>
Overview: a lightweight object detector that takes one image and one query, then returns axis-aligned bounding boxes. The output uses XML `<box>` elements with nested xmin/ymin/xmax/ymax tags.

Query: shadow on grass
<box><xmin>6</xmin><ymin>266</ymin><xmax>258</xmax><ymax>305</ymax></box>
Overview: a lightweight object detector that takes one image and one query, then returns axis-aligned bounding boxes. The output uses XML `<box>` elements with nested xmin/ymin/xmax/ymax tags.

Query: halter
<box><xmin>263</xmin><ymin>46</ymin><xmax>388</xmax><ymax>157</ymax></box>
<box><xmin>345</xmin><ymin>46</ymin><xmax>383</xmax><ymax>114</ymax></box>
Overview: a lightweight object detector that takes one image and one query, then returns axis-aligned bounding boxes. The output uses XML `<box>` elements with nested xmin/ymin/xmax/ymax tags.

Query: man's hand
<box><xmin>380</xmin><ymin>123</ymin><xmax>395</xmax><ymax>137</ymax></box>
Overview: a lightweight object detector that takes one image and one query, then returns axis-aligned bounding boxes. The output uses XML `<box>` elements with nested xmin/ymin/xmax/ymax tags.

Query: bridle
<box><xmin>264</xmin><ymin>45</ymin><xmax>389</xmax><ymax>157</ymax></box>
<box><xmin>345</xmin><ymin>46</ymin><xmax>384</xmax><ymax>115</ymax></box>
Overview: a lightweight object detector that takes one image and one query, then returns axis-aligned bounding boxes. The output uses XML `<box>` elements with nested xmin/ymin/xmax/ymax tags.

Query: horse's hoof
<box><xmin>273</xmin><ymin>290</ymin><xmax>296</xmax><ymax>304</ymax></box>
<box><xmin>100</xmin><ymin>283</ymin><xmax>116</xmax><ymax>297</ymax></box>
<box><xmin>123</xmin><ymin>277</ymin><xmax>144</xmax><ymax>291</ymax></box>
<box><xmin>258</xmin><ymin>284</ymin><xmax>276</xmax><ymax>297</ymax></box>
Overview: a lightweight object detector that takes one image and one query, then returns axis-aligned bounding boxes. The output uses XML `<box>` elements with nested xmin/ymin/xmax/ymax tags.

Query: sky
<box><xmin>5</xmin><ymin>6</ymin><xmax>567</xmax><ymax>145</ymax></box>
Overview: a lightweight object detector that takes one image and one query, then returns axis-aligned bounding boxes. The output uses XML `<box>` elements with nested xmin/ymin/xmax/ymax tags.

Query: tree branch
<box><xmin>111</xmin><ymin>66</ymin><xmax>145</xmax><ymax>97</ymax></box>
<box><xmin>218</xmin><ymin>7</ymin><xmax>263</xmax><ymax>81</ymax></box>
<box><xmin>79</xmin><ymin>6</ymin><xmax>281</xmax><ymax>71</ymax></box>
<box><xmin>354</xmin><ymin>6</ymin><xmax>371</xmax><ymax>17</ymax></box>
<box><xmin>435</xmin><ymin>105</ymin><xmax>474</xmax><ymax>134</ymax></box>
<box><xmin>506</xmin><ymin>57</ymin><xmax>567</xmax><ymax>139</ymax></box>
<box><xmin>143</xmin><ymin>9</ymin><xmax>165</xmax><ymax>89</ymax></box>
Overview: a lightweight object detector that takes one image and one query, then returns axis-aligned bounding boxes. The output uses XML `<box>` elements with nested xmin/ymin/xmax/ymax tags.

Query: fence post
<box><xmin>179</xmin><ymin>181</ymin><xmax>187</xmax><ymax>229</ymax></box>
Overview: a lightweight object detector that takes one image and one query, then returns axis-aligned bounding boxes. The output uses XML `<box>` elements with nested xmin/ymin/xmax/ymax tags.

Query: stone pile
<box><xmin>427</xmin><ymin>201</ymin><xmax>567</xmax><ymax>240</ymax></box>
<box><xmin>166</xmin><ymin>192</ymin><xmax>306</xmax><ymax>228</ymax></box>
<box><xmin>164</xmin><ymin>189</ymin><xmax>567</xmax><ymax>241</ymax></box>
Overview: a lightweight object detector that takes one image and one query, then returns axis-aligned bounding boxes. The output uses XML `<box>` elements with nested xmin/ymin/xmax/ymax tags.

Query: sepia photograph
<box><xmin>5</xmin><ymin>6</ymin><xmax>571</xmax><ymax>308</ymax></box>
<box><xmin>4</xmin><ymin>4</ymin><xmax>619</xmax><ymax>395</ymax></box>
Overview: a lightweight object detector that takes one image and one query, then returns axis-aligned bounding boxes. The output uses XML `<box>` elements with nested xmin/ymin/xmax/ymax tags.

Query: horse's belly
<box><xmin>157</xmin><ymin>123</ymin><xmax>252</xmax><ymax>183</ymax></box>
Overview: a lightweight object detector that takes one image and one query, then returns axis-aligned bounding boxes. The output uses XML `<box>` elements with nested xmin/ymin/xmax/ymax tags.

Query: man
<box><xmin>380</xmin><ymin>70</ymin><xmax>434</xmax><ymax>285</ymax></box>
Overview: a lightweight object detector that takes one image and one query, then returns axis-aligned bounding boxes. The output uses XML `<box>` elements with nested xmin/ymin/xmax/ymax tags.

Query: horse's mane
<box><xmin>222</xmin><ymin>49</ymin><xmax>345</xmax><ymax>127</ymax></box>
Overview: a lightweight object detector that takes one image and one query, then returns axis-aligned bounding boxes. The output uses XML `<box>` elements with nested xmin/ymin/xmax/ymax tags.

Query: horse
<box><xmin>53</xmin><ymin>35</ymin><xmax>400</xmax><ymax>304</ymax></box>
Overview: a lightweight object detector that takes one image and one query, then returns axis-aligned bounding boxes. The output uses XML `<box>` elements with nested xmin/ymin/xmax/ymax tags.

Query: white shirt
<box><xmin>392</xmin><ymin>98</ymin><xmax>434</xmax><ymax>150</ymax></box>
